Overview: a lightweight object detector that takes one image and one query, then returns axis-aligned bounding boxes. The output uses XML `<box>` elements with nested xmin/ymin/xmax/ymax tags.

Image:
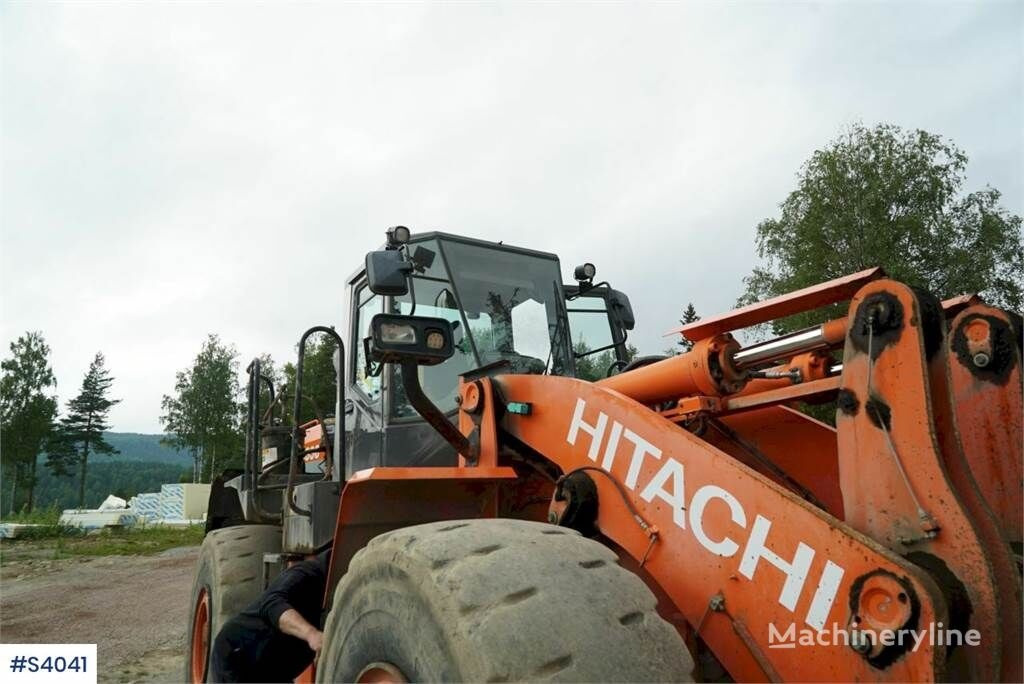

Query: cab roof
<box><xmin>346</xmin><ymin>231</ymin><xmax>561</xmax><ymax>286</ymax></box>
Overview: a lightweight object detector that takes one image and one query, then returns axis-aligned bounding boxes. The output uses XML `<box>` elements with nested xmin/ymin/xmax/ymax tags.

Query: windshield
<box><xmin>440</xmin><ymin>239</ymin><xmax>573</xmax><ymax>376</ymax></box>
<box><xmin>389</xmin><ymin>238</ymin><xmax>573</xmax><ymax>419</ymax></box>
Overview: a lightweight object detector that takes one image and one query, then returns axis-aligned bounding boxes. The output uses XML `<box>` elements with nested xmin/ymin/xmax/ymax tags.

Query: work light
<box><xmin>574</xmin><ymin>263</ymin><xmax>596</xmax><ymax>282</ymax></box>
<box><xmin>386</xmin><ymin>225</ymin><xmax>411</xmax><ymax>247</ymax></box>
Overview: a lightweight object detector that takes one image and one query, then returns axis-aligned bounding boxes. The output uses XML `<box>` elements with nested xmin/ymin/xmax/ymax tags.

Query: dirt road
<box><xmin>1</xmin><ymin>546</ymin><xmax>199</xmax><ymax>683</ymax></box>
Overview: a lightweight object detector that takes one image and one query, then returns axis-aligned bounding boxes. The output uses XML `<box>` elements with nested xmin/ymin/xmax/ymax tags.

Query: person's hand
<box><xmin>307</xmin><ymin>628</ymin><xmax>324</xmax><ymax>658</ymax></box>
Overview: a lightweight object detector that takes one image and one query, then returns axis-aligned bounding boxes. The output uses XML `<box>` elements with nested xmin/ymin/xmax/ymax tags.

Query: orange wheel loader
<box><xmin>186</xmin><ymin>227</ymin><xmax>1023</xmax><ymax>682</ymax></box>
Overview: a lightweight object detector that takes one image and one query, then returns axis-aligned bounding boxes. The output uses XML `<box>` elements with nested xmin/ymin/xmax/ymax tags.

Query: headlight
<box><xmin>380</xmin><ymin>322</ymin><xmax>416</xmax><ymax>344</ymax></box>
<box><xmin>369</xmin><ymin>314</ymin><xmax>455</xmax><ymax>367</ymax></box>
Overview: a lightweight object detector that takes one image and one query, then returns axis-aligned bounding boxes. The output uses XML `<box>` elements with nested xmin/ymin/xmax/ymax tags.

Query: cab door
<box><xmin>564</xmin><ymin>285</ymin><xmax>633</xmax><ymax>381</ymax></box>
<box><xmin>344</xmin><ymin>281</ymin><xmax>385</xmax><ymax>477</ymax></box>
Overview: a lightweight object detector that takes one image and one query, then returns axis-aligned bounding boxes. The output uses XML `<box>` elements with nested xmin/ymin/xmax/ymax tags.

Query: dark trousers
<box><xmin>209</xmin><ymin>615</ymin><xmax>310</xmax><ymax>683</ymax></box>
<box><xmin>209</xmin><ymin>620</ymin><xmax>253</xmax><ymax>683</ymax></box>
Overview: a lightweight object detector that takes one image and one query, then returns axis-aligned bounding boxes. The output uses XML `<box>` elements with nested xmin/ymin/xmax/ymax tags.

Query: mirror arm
<box><xmin>406</xmin><ymin>258</ymin><xmax>417</xmax><ymax>316</ymax></box>
<box><xmin>399</xmin><ymin>360</ymin><xmax>476</xmax><ymax>460</ymax></box>
<box><xmin>567</xmin><ymin>280</ymin><xmax>610</xmax><ymax>300</ymax></box>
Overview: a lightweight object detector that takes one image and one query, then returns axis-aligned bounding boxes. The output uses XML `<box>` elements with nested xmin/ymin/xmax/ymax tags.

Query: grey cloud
<box><xmin>2</xmin><ymin>2</ymin><xmax>1020</xmax><ymax>431</ymax></box>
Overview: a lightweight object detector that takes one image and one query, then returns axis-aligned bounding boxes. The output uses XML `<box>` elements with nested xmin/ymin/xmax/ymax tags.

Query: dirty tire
<box><xmin>317</xmin><ymin>519</ymin><xmax>694</xmax><ymax>683</ymax></box>
<box><xmin>185</xmin><ymin>525</ymin><xmax>281</xmax><ymax>682</ymax></box>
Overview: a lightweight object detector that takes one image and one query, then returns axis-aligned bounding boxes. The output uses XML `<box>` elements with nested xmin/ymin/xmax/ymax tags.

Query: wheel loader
<box><xmin>186</xmin><ymin>227</ymin><xmax>1023</xmax><ymax>682</ymax></box>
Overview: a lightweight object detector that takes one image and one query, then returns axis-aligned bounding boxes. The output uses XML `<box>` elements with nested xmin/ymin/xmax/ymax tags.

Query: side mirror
<box><xmin>609</xmin><ymin>289</ymin><xmax>635</xmax><ymax>330</ymax></box>
<box><xmin>366</xmin><ymin>250</ymin><xmax>411</xmax><ymax>296</ymax></box>
<box><xmin>369</xmin><ymin>313</ymin><xmax>454</xmax><ymax>366</ymax></box>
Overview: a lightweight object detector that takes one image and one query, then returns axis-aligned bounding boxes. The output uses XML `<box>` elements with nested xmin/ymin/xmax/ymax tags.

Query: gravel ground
<box><xmin>0</xmin><ymin>545</ymin><xmax>200</xmax><ymax>683</ymax></box>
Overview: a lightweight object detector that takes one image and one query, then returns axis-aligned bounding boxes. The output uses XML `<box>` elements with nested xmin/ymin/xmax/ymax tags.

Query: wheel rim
<box><xmin>190</xmin><ymin>587</ymin><xmax>210</xmax><ymax>683</ymax></box>
<box><xmin>356</xmin><ymin>662</ymin><xmax>408</xmax><ymax>683</ymax></box>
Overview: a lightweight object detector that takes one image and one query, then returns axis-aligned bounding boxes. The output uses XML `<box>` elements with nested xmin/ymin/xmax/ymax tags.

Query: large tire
<box><xmin>185</xmin><ymin>525</ymin><xmax>281</xmax><ymax>683</ymax></box>
<box><xmin>318</xmin><ymin>519</ymin><xmax>694</xmax><ymax>683</ymax></box>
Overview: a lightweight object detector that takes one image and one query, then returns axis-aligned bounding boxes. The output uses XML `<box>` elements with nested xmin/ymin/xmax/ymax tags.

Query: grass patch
<box><xmin>1</xmin><ymin>505</ymin><xmax>63</xmax><ymax>525</ymax></box>
<box><xmin>56</xmin><ymin>525</ymin><xmax>205</xmax><ymax>558</ymax></box>
<box><xmin>1</xmin><ymin>506</ymin><xmax>82</xmax><ymax>541</ymax></box>
<box><xmin>1</xmin><ymin>524</ymin><xmax>204</xmax><ymax>568</ymax></box>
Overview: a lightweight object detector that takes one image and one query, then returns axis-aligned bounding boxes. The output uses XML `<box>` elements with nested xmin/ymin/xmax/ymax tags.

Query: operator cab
<box><xmin>564</xmin><ymin>275</ymin><xmax>636</xmax><ymax>381</ymax></box>
<box><xmin>344</xmin><ymin>230</ymin><xmax>633</xmax><ymax>476</ymax></box>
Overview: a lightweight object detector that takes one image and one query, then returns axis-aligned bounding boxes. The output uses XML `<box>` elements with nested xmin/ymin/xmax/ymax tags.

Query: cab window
<box><xmin>567</xmin><ymin>295</ymin><xmax>617</xmax><ymax>381</ymax></box>
<box><xmin>352</xmin><ymin>286</ymin><xmax>383</xmax><ymax>401</ymax></box>
<box><xmin>389</xmin><ymin>276</ymin><xmax>476</xmax><ymax>418</ymax></box>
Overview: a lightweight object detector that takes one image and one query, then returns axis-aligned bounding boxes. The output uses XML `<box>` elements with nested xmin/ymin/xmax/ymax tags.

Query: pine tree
<box><xmin>57</xmin><ymin>353</ymin><xmax>120</xmax><ymax>508</ymax></box>
<box><xmin>677</xmin><ymin>303</ymin><xmax>699</xmax><ymax>352</ymax></box>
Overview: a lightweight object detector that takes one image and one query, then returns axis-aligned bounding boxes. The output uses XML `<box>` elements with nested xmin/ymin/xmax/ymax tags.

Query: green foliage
<box><xmin>1</xmin><ymin>332</ymin><xmax>59</xmax><ymax>514</ymax></box>
<box><xmin>0</xmin><ymin>524</ymin><xmax>204</xmax><ymax>567</ymax></box>
<box><xmin>574</xmin><ymin>339</ymin><xmax>638</xmax><ymax>382</ymax></box>
<box><xmin>51</xmin><ymin>524</ymin><xmax>204</xmax><ymax>558</ymax></box>
<box><xmin>677</xmin><ymin>303</ymin><xmax>699</xmax><ymax>353</ymax></box>
<box><xmin>282</xmin><ymin>334</ymin><xmax>340</xmax><ymax>425</ymax></box>
<box><xmin>48</xmin><ymin>352</ymin><xmax>120</xmax><ymax>508</ymax></box>
<box><xmin>252</xmin><ymin>352</ymin><xmax>283</xmax><ymax>419</ymax></box>
<box><xmin>741</xmin><ymin>122</ymin><xmax>1023</xmax><ymax>334</ymax></box>
<box><xmin>0</xmin><ymin>506</ymin><xmax>80</xmax><ymax>542</ymax></box>
<box><xmin>1</xmin><ymin>504</ymin><xmax>61</xmax><ymax>525</ymax></box>
<box><xmin>160</xmin><ymin>335</ymin><xmax>244</xmax><ymax>483</ymax></box>
<box><xmin>27</xmin><ymin>460</ymin><xmax>186</xmax><ymax>510</ymax></box>
<box><xmin>99</xmin><ymin>433</ymin><xmax>192</xmax><ymax>465</ymax></box>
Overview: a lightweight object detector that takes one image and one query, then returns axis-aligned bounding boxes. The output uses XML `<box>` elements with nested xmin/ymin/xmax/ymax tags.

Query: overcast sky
<box><xmin>2</xmin><ymin>2</ymin><xmax>1021</xmax><ymax>433</ymax></box>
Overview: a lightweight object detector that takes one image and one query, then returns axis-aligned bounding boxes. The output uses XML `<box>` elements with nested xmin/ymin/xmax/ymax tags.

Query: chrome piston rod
<box><xmin>733</xmin><ymin>325</ymin><xmax>832</xmax><ymax>369</ymax></box>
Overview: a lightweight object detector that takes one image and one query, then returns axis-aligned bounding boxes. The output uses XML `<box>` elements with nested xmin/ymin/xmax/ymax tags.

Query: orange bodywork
<box><xmin>945</xmin><ymin>305</ymin><xmax>1023</xmax><ymax>547</ymax></box>
<box><xmin>323</xmin><ymin>272</ymin><xmax>1022</xmax><ymax>683</ymax></box>
<box><xmin>300</xmin><ymin>420</ymin><xmax>326</xmax><ymax>463</ymax></box>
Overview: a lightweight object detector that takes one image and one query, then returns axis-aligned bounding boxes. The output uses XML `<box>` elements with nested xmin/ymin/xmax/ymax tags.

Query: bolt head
<box><xmin>973</xmin><ymin>352</ymin><xmax>990</xmax><ymax>368</ymax></box>
<box><xmin>849</xmin><ymin>630</ymin><xmax>873</xmax><ymax>654</ymax></box>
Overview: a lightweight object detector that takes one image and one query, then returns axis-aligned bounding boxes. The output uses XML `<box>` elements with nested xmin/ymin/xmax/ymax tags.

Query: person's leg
<box><xmin>209</xmin><ymin>621</ymin><xmax>247</xmax><ymax>683</ymax></box>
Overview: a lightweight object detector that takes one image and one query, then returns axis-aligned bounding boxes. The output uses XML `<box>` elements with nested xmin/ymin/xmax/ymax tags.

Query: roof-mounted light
<box><xmin>574</xmin><ymin>263</ymin><xmax>596</xmax><ymax>282</ymax></box>
<box><xmin>386</xmin><ymin>225</ymin><xmax>411</xmax><ymax>248</ymax></box>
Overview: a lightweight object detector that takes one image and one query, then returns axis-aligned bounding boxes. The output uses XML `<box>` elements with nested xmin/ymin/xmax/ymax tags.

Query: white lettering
<box><xmin>768</xmin><ymin>622</ymin><xmax>795</xmax><ymax>644</ymax></box>
<box><xmin>804</xmin><ymin>560</ymin><xmax>845</xmax><ymax>630</ymax></box>
<box><xmin>622</xmin><ymin>428</ymin><xmax>661</xmax><ymax>489</ymax></box>
<box><xmin>601</xmin><ymin>421</ymin><xmax>624</xmax><ymax>470</ymax></box>
<box><xmin>640</xmin><ymin>458</ymin><xmax>687</xmax><ymax>529</ymax></box>
<box><xmin>689</xmin><ymin>485</ymin><xmax>746</xmax><ymax>556</ymax></box>
<box><xmin>567</xmin><ymin>398</ymin><xmax>607</xmax><ymax>462</ymax></box>
<box><xmin>566</xmin><ymin>397</ymin><xmax>851</xmax><ymax>627</ymax></box>
<box><xmin>739</xmin><ymin>515</ymin><xmax>815</xmax><ymax>611</ymax></box>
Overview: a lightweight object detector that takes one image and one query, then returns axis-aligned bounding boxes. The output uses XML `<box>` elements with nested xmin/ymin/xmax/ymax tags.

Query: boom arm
<box><xmin>479</xmin><ymin>374</ymin><xmax>947</xmax><ymax>682</ymax></box>
<box><xmin>453</xmin><ymin>277</ymin><xmax>1021</xmax><ymax>682</ymax></box>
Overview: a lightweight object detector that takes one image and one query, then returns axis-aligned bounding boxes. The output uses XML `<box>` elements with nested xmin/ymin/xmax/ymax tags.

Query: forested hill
<box><xmin>19</xmin><ymin>434</ymin><xmax>193</xmax><ymax>510</ymax></box>
<box><xmin>33</xmin><ymin>461</ymin><xmax>190</xmax><ymax>510</ymax></box>
<box><xmin>102</xmin><ymin>433</ymin><xmax>192</xmax><ymax>465</ymax></box>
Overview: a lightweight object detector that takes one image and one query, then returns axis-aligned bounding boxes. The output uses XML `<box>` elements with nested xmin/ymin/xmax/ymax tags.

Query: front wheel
<box><xmin>185</xmin><ymin>525</ymin><xmax>281</xmax><ymax>682</ymax></box>
<box><xmin>317</xmin><ymin>519</ymin><xmax>694</xmax><ymax>682</ymax></box>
